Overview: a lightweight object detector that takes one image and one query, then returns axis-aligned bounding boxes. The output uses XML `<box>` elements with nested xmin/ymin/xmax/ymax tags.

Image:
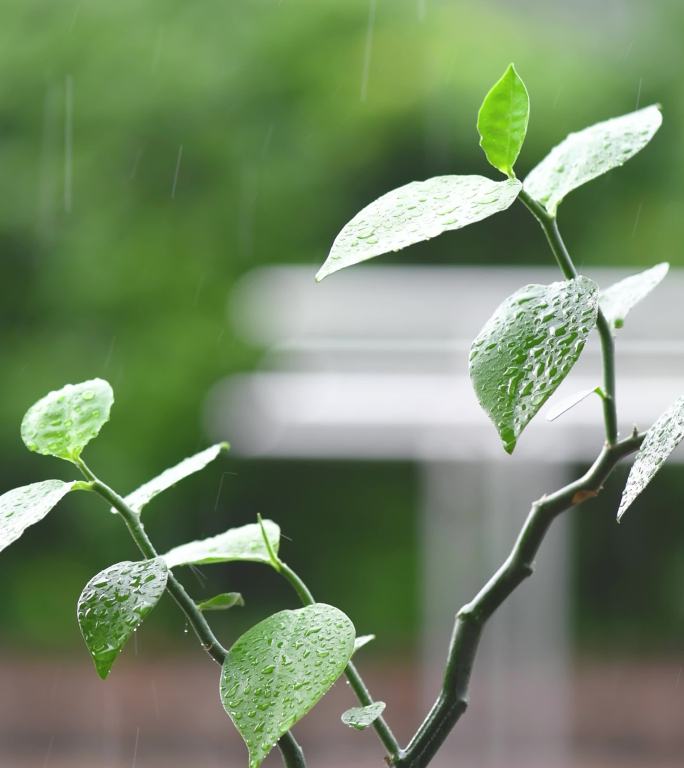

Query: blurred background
<box><xmin>1</xmin><ymin>0</ymin><xmax>684</xmax><ymax>766</ymax></box>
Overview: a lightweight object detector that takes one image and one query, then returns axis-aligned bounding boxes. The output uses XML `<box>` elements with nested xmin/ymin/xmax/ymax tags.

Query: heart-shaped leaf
<box><xmin>120</xmin><ymin>442</ymin><xmax>229</xmax><ymax>515</ymax></box>
<box><xmin>477</xmin><ymin>63</ymin><xmax>529</xmax><ymax>177</ymax></box>
<box><xmin>341</xmin><ymin>701</ymin><xmax>386</xmax><ymax>730</ymax></box>
<box><xmin>220</xmin><ymin>603</ymin><xmax>355</xmax><ymax>768</ymax></box>
<box><xmin>316</xmin><ymin>176</ymin><xmax>521</xmax><ymax>281</ymax></box>
<box><xmin>524</xmin><ymin>105</ymin><xmax>662</xmax><ymax>215</ymax></box>
<box><xmin>469</xmin><ymin>276</ymin><xmax>599</xmax><ymax>453</ymax></box>
<box><xmin>600</xmin><ymin>262</ymin><xmax>669</xmax><ymax>330</ymax></box>
<box><xmin>77</xmin><ymin>558</ymin><xmax>168</xmax><ymax>679</ymax></box>
<box><xmin>618</xmin><ymin>396</ymin><xmax>684</xmax><ymax>520</ymax></box>
<box><xmin>21</xmin><ymin>379</ymin><xmax>114</xmax><ymax>463</ymax></box>
<box><xmin>197</xmin><ymin>592</ymin><xmax>245</xmax><ymax>612</ymax></box>
<box><xmin>163</xmin><ymin>520</ymin><xmax>280</xmax><ymax>568</ymax></box>
<box><xmin>0</xmin><ymin>479</ymin><xmax>86</xmax><ymax>554</ymax></box>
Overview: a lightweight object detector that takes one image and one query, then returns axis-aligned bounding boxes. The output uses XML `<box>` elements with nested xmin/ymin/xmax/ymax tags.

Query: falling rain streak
<box><xmin>172</xmin><ymin>144</ymin><xmax>183</xmax><ymax>198</ymax></box>
<box><xmin>64</xmin><ymin>75</ymin><xmax>73</xmax><ymax>213</ymax></box>
<box><xmin>360</xmin><ymin>0</ymin><xmax>376</xmax><ymax>102</ymax></box>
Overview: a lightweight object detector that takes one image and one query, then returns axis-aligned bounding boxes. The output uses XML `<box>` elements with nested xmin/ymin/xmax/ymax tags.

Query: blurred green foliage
<box><xmin>1</xmin><ymin>0</ymin><xmax>683</xmax><ymax>654</ymax></box>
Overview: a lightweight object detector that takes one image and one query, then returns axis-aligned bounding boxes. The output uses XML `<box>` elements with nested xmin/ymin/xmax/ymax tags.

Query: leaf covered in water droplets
<box><xmin>477</xmin><ymin>63</ymin><xmax>529</xmax><ymax>177</ymax></box>
<box><xmin>341</xmin><ymin>701</ymin><xmax>386</xmax><ymax>730</ymax></box>
<box><xmin>120</xmin><ymin>442</ymin><xmax>229</xmax><ymax>515</ymax></box>
<box><xmin>77</xmin><ymin>558</ymin><xmax>168</xmax><ymax>679</ymax></box>
<box><xmin>163</xmin><ymin>520</ymin><xmax>280</xmax><ymax>568</ymax></box>
<box><xmin>523</xmin><ymin>105</ymin><xmax>662</xmax><ymax>215</ymax></box>
<box><xmin>316</xmin><ymin>175</ymin><xmax>521</xmax><ymax>281</ymax></box>
<box><xmin>469</xmin><ymin>276</ymin><xmax>599</xmax><ymax>453</ymax></box>
<box><xmin>600</xmin><ymin>262</ymin><xmax>669</xmax><ymax>330</ymax></box>
<box><xmin>0</xmin><ymin>479</ymin><xmax>86</xmax><ymax>554</ymax></box>
<box><xmin>618</xmin><ymin>396</ymin><xmax>684</xmax><ymax>520</ymax></box>
<box><xmin>220</xmin><ymin>603</ymin><xmax>355</xmax><ymax>768</ymax></box>
<box><xmin>21</xmin><ymin>379</ymin><xmax>114</xmax><ymax>463</ymax></box>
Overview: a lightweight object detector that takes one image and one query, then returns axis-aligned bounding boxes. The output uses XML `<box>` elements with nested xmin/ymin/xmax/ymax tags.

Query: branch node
<box><xmin>571</xmin><ymin>488</ymin><xmax>599</xmax><ymax>505</ymax></box>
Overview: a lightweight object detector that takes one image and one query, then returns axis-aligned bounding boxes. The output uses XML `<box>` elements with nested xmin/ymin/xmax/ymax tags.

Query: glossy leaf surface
<box><xmin>600</xmin><ymin>262</ymin><xmax>669</xmax><ymax>330</ymax></box>
<box><xmin>78</xmin><ymin>558</ymin><xmax>168</xmax><ymax>679</ymax></box>
<box><xmin>469</xmin><ymin>277</ymin><xmax>598</xmax><ymax>453</ymax></box>
<box><xmin>163</xmin><ymin>520</ymin><xmax>280</xmax><ymax>568</ymax></box>
<box><xmin>341</xmin><ymin>701</ymin><xmax>386</xmax><ymax>730</ymax></box>
<box><xmin>121</xmin><ymin>442</ymin><xmax>229</xmax><ymax>515</ymax></box>
<box><xmin>0</xmin><ymin>479</ymin><xmax>84</xmax><ymax>554</ymax></box>
<box><xmin>197</xmin><ymin>592</ymin><xmax>244</xmax><ymax>611</ymax></box>
<box><xmin>316</xmin><ymin>176</ymin><xmax>521</xmax><ymax>281</ymax></box>
<box><xmin>524</xmin><ymin>105</ymin><xmax>662</xmax><ymax>215</ymax></box>
<box><xmin>21</xmin><ymin>379</ymin><xmax>114</xmax><ymax>462</ymax></box>
<box><xmin>220</xmin><ymin>603</ymin><xmax>355</xmax><ymax>768</ymax></box>
<box><xmin>477</xmin><ymin>64</ymin><xmax>529</xmax><ymax>176</ymax></box>
<box><xmin>618</xmin><ymin>396</ymin><xmax>684</xmax><ymax>520</ymax></box>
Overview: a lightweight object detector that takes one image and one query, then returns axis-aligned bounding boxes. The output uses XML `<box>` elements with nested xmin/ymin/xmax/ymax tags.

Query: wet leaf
<box><xmin>21</xmin><ymin>379</ymin><xmax>114</xmax><ymax>463</ymax></box>
<box><xmin>341</xmin><ymin>701</ymin><xmax>386</xmax><ymax>730</ymax></box>
<box><xmin>353</xmin><ymin>634</ymin><xmax>375</xmax><ymax>653</ymax></box>
<box><xmin>220</xmin><ymin>604</ymin><xmax>355</xmax><ymax>768</ymax></box>
<box><xmin>477</xmin><ymin>63</ymin><xmax>529</xmax><ymax>177</ymax></box>
<box><xmin>197</xmin><ymin>592</ymin><xmax>244</xmax><ymax>611</ymax></box>
<box><xmin>77</xmin><ymin>558</ymin><xmax>168</xmax><ymax>679</ymax></box>
<box><xmin>163</xmin><ymin>520</ymin><xmax>280</xmax><ymax>568</ymax></box>
<box><xmin>524</xmin><ymin>105</ymin><xmax>662</xmax><ymax>215</ymax></box>
<box><xmin>0</xmin><ymin>479</ymin><xmax>86</xmax><ymax>554</ymax></box>
<box><xmin>469</xmin><ymin>277</ymin><xmax>599</xmax><ymax>453</ymax></box>
<box><xmin>120</xmin><ymin>442</ymin><xmax>229</xmax><ymax>515</ymax></box>
<box><xmin>618</xmin><ymin>396</ymin><xmax>684</xmax><ymax>520</ymax></box>
<box><xmin>600</xmin><ymin>262</ymin><xmax>669</xmax><ymax>330</ymax></box>
<box><xmin>316</xmin><ymin>176</ymin><xmax>521</xmax><ymax>281</ymax></box>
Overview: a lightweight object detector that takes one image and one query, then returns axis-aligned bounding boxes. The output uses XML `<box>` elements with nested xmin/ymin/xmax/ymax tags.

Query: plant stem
<box><xmin>395</xmin><ymin>432</ymin><xmax>643</xmax><ymax>768</ymax></box>
<box><xmin>518</xmin><ymin>188</ymin><xmax>619</xmax><ymax>445</ymax></box>
<box><xmin>276</xmin><ymin>557</ymin><xmax>402</xmax><ymax>760</ymax></box>
<box><xmin>77</xmin><ymin>461</ymin><xmax>307</xmax><ymax>768</ymax></box>
<box><xmin>277</xmin><ymin>731</ymin><xmax>307</xmax><ymax>768</ymax></box>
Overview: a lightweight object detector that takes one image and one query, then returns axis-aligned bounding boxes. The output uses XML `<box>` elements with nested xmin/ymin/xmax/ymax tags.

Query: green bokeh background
<box><xmin>1</xmin><ymin>0</ymin><xmax>683</xmax><ymax>657</ymax></box>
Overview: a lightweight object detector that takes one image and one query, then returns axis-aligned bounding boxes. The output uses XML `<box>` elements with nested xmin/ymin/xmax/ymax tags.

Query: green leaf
<box><xmin>341</xmin><ymin>701</ymin><xmax>386</xmax><ymax>730</ymax></box>
<box><xmin>477</xmin><ymin>63</ymin><xmax>530</xmax><ymax>177</ymax></box>
<box><xmin>618</xmin><ymin>396</ymin><xmax>684</xmax><ymax>520</ymax></box>
<box><xmin>163</xmin><ymin>520</ymin><xmax>280</xmax><ymax>568</ymax></box>
<box><xmin>120</xmin><ymin>442</ymin><xmax>229</xmax><ymax>515</ymax></box>
<box><xmin>469</xmin><ymin>276</ymin><xmax>599</xmax><ymax>453</ymax></box>
<box><xmin>197</xmin><ymin>592</ymin><xmax>244</xmax><ymax>611</ymax></box>
<box><xmin>353</xmin><ymin>634</ymin><xmax>375</xmax><ymax>653</ymax></box>
<box><xmin>77</xmin><ymin>558</ymin><xmax>168</xmax><ymax>679</ymax></box>
<box><xmin>21</xmin><ymin>379</ymin><xmax>114</xmax><ymax>463</ymax></box>
<box><xmin>600</xmin><ymin>262</ymin><xmax>669</xmax><ymax>330</ymax></box>
<box><xmin>220</xmin><ymin>603</ymin><xmax>355</xmax><ymax>768</ymax></box>
<box><xmin>0</xmin><ymin>479</ymin><xmax>86</xmax><ymax>554</ymax></box>
<box><xmin>546</xmin><ymin>387</ymin><xmax>600</xmax><ymax>422</ymax></box>
<box><xmin>524</xmin><ymin>105</ymin><xmax>662</xmax><ymax>215</ymax></box>
<box><xmin>316</xmin><ymin>176</ymin><xmax>521</xmax><ymax>281</ymax></box>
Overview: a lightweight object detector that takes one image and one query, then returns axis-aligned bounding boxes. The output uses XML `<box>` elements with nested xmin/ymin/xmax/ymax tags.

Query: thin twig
<box><xmin>78</xmin><ymin>462</ymin><xmax>307</xmax><ymax>768</ymax></box>
<box><xmin>518</xmin><ymin>189</ymin><xmax>619</xmax><ymax>445</ymax></box>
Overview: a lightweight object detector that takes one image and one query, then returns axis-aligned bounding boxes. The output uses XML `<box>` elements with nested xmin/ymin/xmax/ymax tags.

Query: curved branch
<box><xmin>396</xmin><ymin>432</ymin><xmax>643</xmax><ymax>768</ymax></box>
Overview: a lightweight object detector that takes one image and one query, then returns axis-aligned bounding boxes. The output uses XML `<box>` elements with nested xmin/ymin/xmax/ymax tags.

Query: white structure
<box><xmin>206</xmin><ymin>265</ymin><xmax>683</xmax><ymax>767</ymax></box>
